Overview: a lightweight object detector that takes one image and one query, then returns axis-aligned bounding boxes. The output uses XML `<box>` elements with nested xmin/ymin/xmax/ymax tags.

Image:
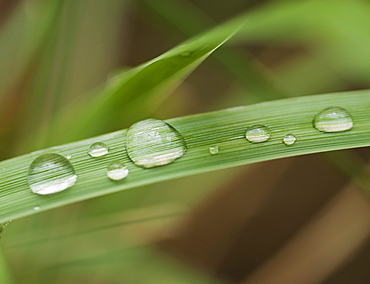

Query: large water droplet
<box><xmin>107</xmin><ymin>162</ymin><xmax>129</xmax><ymax>181</ymax></box>
<box><xmin>313</xmin><ymin>107</ymin><xmax>353</xmax><ymax>132</ymax></box>
<box><xmin>27</xmin><ymin>153</ymin><xmax>77</xmax><ymax>195</ymax></box>
<box><xmin>245</xmin><ymin>125</ymin><xmax>271</xmax><ymax>143</ymax></box>
<box><xmin>283</xmin><ymin>134</ymin><xmax>296</xmax><ymax>146</ymax></box>
<box><xmin>126</xmin><ymin>118</ymin><xmax>187</xmax><ymax>168</ymax></box>
<box><xmin>209</xmin><ymin>146</ymin><xmax>219</xmax><ymax>155</ymax></box>
<box><xmin>88</xmin><ymin>142</ymin><xmax>109</xmax><ymax>157</ymax></box>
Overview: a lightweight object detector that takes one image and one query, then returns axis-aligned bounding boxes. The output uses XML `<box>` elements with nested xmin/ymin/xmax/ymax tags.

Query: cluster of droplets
<box><xmin>27</xmin><ymin>142</ymin><xmax>127</xmax><ymax>198</ymax></box>
<box><xmin>27</xmin><ymin>106</ymin><xmax>353</xmax><ymax>198</ymax></box>
<box><xmin>27</xmin><ymin>119</ymin><xmax>186</xmax><ymax>197</ymax></box>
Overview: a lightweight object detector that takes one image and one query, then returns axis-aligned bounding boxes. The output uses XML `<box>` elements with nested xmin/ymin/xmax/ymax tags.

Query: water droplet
<box><xmin>33</xmin><ymin>206</ymin><xmax>40</xmax><ymax>211</ymax></box>
<box><xmin>88</xmin><ymin>142</ymin><xmax>109</xmax><ymax>157</ymax></box>
<box><xmin>245</xmin><ymin>125</ymin><xmax>271</xmax><ymax>143</ymax></box>
<box><xmin>180</xmin><ymin>51</ymin><xmax>192</xmax><ymax>57</ymax></box>
<box><xmin>209</xmin><ymin>146</ymin><xmax>219</xmax><ymax>155</ymax></box>
<box><xmin>313</xmin><ymin>107</ymin><xmax>353</xmax><ymax>132</ymax></box>
<box><xmin>283</xmin><ymin>134</ymin><xmax>296</xmax><ymax>146</ymax></box>
<box><xmin>27</xmin><ymin>153</ymin><xmax>77</xmax><ymax>195</ymax></box>
<box><xmin>107</xmin><ymin>162</ymin><xmax>129</xmax><ymax>181</ymax></box>
<box><xmin>66</xmin><ymin>155</ymin><xmax>72</xmax><ymax>160</ymax></box>
<box><xmin>126</xmin><ymin>118</ymin><xmax>187</xmax><ymax>168</ymax></box>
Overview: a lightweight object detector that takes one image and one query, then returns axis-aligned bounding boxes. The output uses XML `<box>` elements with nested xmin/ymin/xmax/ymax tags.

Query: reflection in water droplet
<box><xmin>283</xmin><ymin>134</ymin><xmax>296</xmax><ymax>146</ymax></box>
<box><xmin>209</xmin><ymin>146</ymin><xmax>219</xmax><ymax>155</ymax></box>
<box><xmin>107</xmin><ymin>162</ymin><xmax>129</xmax><ymax>181</ymax></box>
<box><xmin>34</xmin><ymin>206</ymin><xmax>40</xmax><ymax>211</ymax></box>
<box><xmin>27</xmin><ymin>153</ymin><xmax>77</xmax><ymax>195</ymax></box>
<box><xmin>66</xmin><ymin>155</ymin><xmax>72</xmax><ymax>160</ymax></box>
<box><xmin>126</xmin><ymin>118</ymin><xmax>187</xmax><ymax>168</ymax></box>
<box><xmin>245</xmin><ymin>125</ymin><xmax>271</xmax><ymax>143</ymax></box>
<box><xmin>313</xmin><ymin>107</ymin><xmax>353</xmax><ymax>132</ymax></box>
<box><xmin>88</xmin><ymin>142</ymin><xmax>109</xmax><ymax>157</ymax></box>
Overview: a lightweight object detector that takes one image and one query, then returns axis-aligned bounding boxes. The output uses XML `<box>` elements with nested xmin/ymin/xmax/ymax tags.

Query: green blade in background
<box><xmin>14</xmin><ymin>0</ymin><xmax>128</xmax><ymax>154</ymax></box>
<box><xmin>48</xmin><ymin>14</ymin><xmax>244</xmax><ymax>145</ymax></box>
<box><xmin>235</xmin><ymin>0</ymin><xmax>370</xmax><ymax>83</ymax></box>
<box><xmin>0</xmin><ymin>90</ymin><xmax>370</xmax><ymax>222</ymax></box>
<box><xmin>0</xmin><ymin>0</ymin><xmax>59</xmax><ymax>99</ymax></box>
<box><xmin>52</xmin><ymin>246</ymin><xmax>223</xmax><ymax>284</ymax></box>
<box><xmin>139</xmin><ymin>0</ymin><xmax>289</xmax><ymax>103</ymax></box>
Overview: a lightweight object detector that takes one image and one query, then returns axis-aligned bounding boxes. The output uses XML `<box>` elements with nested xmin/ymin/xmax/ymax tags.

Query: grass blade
<box><xmin>0</xmin><ymin>90</ymin><xmax>370</xmax><ymax>222</ymax></box>
<box><xmin>140</xmin><ymin>0</ymin><xmax>288</xmax><ymax>102</ymax></box>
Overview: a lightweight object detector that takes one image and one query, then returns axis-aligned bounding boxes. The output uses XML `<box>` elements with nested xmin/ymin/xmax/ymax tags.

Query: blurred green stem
<box><xmin>140</xmin><ymin>0</ymin><xmax>288</xmax><ymax>102</ymax></box>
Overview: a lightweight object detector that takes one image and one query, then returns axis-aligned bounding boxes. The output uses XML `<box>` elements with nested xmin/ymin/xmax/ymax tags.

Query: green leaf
<box><xmin>49</xmin><ymin>15</ymin><xmax>243</xmax><ymax>145</ymax></box>
<box><xmin>140</xmin><ymin>0</ymin><xmax>288</xmax><ymax>103</ymax></box>
<box><xmin>235</xmin><ymin>0</ymin><xmax>370</xmax><ymax>83</ymax></box>
<box><xmin>0</xmin><ymin>90</ymin><xmax>369</xmax><ymax>222</ymax></box>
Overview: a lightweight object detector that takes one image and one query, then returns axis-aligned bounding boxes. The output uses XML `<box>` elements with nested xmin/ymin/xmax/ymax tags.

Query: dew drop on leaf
<box><xmin>180</xmin><ymin>51</ymin><xmax>192</xmax><ymax>57</ymax></box>
<box><xmin>283</xmin><ymin>134</ymin><xmax>297</xmax><ymax>146</ymax></box>
<box><xmin>209</xmin><ymin>146</ymin><xmax>219</xmax><ymax>155</ymax></box>
<box><xmin>313</xmin><ymin>107</ymin><xmax>353</xmax><ymax>132</ymax></box>
<box><xmin>88</xmin><ymin>142</ymin><xmax>109</xmax><ymax>157</ymax></box>
<box><xmin>126</xmin><ymin>118</ymin><xmax>187</xmax><ymax>168</ymax></box>
<box><xmin>27</xmin><ymin>153</ymin><xmax>77</xmax><ymax>195</ymax></box>
<box><xmin>246</xmin><ymin>125</ymin><xmax>271</xmax><ymax>143</ymax></box>
<box><xmin>107</xmin><ymin>162</ymin><xmax>129</xmax><ymax>181</ymax></box>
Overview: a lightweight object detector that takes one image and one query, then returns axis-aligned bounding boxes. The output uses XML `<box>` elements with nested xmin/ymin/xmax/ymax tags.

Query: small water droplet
<box><xmin>88</xmin><ymin>142</ymin><xmax>109</xmax><ymax>157</ymax></box>
<box><xmin>66</xmin><ymin>155</ymin><xmax>72</xmax><ymax>160</ymax></box>
<box><xmin>33</xmin><ymin>206</ymin><xmax>40</xmax><ymax>211</ymax></box>
<box><xmin>313</xmin><ymin>107</ymin><xmax>353</xmax><ymax>132</ymax></box>
<box><xmin>209</xmin><ymin>146</ymin><xmax>219</xmax><ymax>155</ymax></box>
<box><xmin>107</xmin><ymin>162</ymin><xmax>129</xmax><ymax>181</ymax></box>
<box><xmin>283</xmin><ymin>134</ymin><xmax>296</xmax><ymax>146</ymax></box>
<box><xmin>180</xmin><ymin>51</ymin><xmax>192</xmax><ymax>57</ymax></box>
<box><xmin>27</xmin><ymin>153</ymin><xmax>77</xmax><ymax>195</ymax></box>
<box><xmin>126</xmin><ymin>118</ymin><xmax>187</xmax><ymax>168</ymax></box>
<box><xmin>246</xmin><ymin>125</ymin><xmax>271</xmax><ymax>143</ymax></box>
